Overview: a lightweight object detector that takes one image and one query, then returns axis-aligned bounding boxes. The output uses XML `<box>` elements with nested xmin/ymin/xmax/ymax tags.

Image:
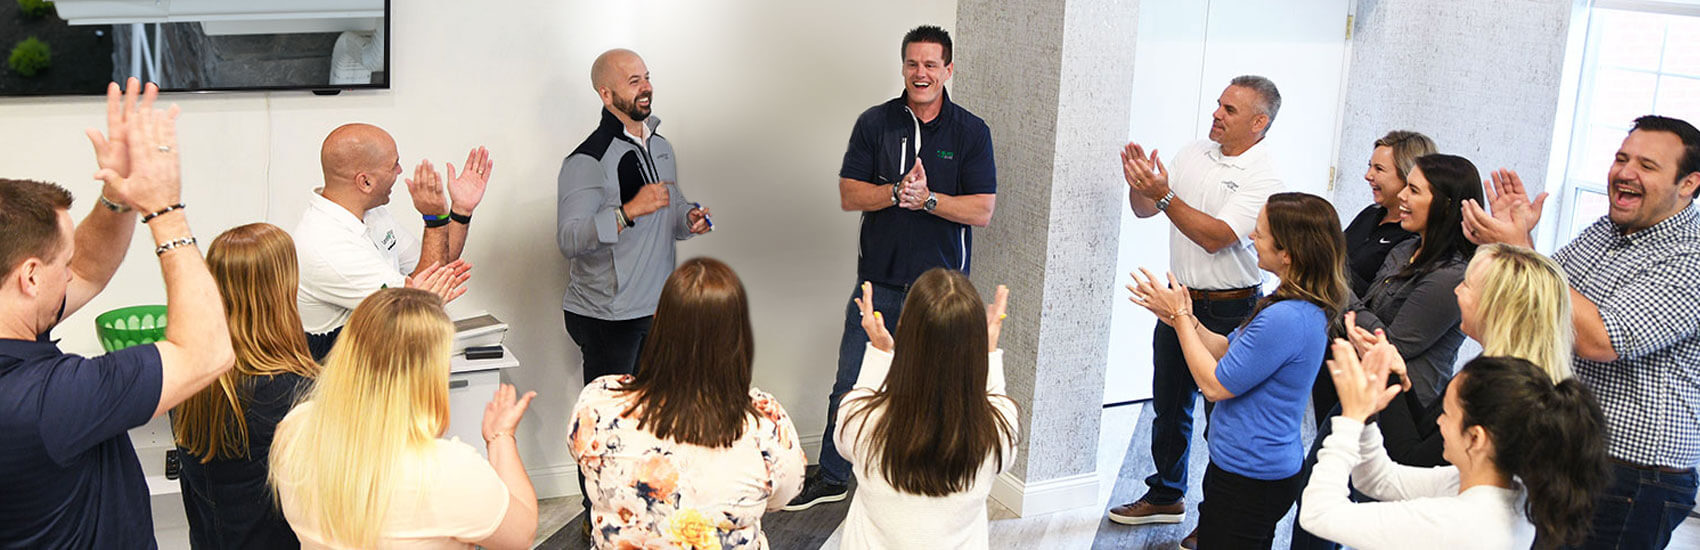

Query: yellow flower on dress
<box><xmin>667</xmin><ymin>508</ymin><xmax>721</xmax><ymax>550</ymax></box>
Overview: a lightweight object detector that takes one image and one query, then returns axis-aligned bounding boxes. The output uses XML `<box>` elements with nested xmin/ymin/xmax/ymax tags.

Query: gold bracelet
<box><xmin>1170</xmin><ymin>310</ymin><xmax>1193</xmax><ymax>321</ymax></box>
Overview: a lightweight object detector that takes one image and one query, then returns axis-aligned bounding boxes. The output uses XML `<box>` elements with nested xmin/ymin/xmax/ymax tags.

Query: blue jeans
<box><xmin>1573</xmin><ymin>462</ymin><xmax>1697</xmax><ymax>549</ymax></box>
<box><xmin>1142</xmin><ymin>292</ymin><xmax>1258</xmax><ymax>505</ymax></box>
<box><xmin>816</xmin><ymin>282</ymin><xmax>906</xmax><ymax>485</ymax></box>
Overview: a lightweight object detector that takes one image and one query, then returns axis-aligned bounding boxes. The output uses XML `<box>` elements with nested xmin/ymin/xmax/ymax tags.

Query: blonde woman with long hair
<box><xmin>172</xmin><ymin>223</ymin><xmax>319</xmax><ymax>548</ymax></box>
<box><xmin>1346</xmin><ymin>243</ymin><xmax>1574</xmax><ymax>467</ymax></box>
<box><xmin>270</xmin><ymin>288</ymin><xmax>538</xmax><ymax>549</ymax></box>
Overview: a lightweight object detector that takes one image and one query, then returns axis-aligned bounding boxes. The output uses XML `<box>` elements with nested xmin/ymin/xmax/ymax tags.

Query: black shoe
<box><xmin>782</xmin><ymin>474</ymin><xmax>849</xmax><ymax>511</ymax></box>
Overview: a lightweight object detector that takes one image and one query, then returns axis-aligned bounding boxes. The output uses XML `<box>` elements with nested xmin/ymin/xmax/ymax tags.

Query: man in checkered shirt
<box><xmin>1463</xmin><ymin>115</ymin><xmax>1700</xmax><ymax>550</ymax></box>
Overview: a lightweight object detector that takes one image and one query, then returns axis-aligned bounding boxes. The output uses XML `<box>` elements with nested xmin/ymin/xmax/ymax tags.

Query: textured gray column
<box><xmin>955</xmin><ymin>0</ymin><xmax>1139</xmax><ymax>492</ymax></box>
<box><xmin>1331</xmin><ymin>0</ymin><xmax>1577</xmax><ymax>213</ymax></box>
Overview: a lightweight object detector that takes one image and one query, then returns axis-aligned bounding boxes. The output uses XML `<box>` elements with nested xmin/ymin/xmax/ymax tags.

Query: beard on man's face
<box><xmin>615</xmin><ymin>91</ymin><xmax>652</xmax><ymax>121</ymax></box>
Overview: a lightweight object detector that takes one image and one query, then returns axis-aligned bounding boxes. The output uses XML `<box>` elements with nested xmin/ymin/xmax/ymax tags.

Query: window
<box><xmin>1552</xmin><ymin>2</ymin><xmax>1700</xmax><ymax>245</ymax></box>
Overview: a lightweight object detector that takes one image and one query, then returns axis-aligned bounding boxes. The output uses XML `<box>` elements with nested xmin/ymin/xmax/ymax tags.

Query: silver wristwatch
<box><xmin>1155</xmin><ymin>190</ymin><xmax>1176</xmax><ymax>212</ymax></box>
<box><xmin>923</xmin><ymin>193</ymin><xmax>938</xmax><ymax>213</ymax></box>
<box><xmin>891</xmin><ymin>183</ymin><xmax>902</xmax><ymax>206</ymax></box>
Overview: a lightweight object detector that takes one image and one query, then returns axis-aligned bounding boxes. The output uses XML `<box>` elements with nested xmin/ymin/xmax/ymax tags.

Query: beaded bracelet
<box><xmin>155</xmin><ymin>236</ymin><xmax>197</xmax><ymax>256</ymax></box>
<box><xmin>141</xmin><ymin>203</ymin><xmax>185</xmax><ymax>223</ymax></box>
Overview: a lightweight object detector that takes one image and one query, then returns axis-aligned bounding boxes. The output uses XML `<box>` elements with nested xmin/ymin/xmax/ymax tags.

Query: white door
<box><xmin>1104</xmin><ymin>0</ymin><xmax>1351</xmax><ymax>405</ymax></box>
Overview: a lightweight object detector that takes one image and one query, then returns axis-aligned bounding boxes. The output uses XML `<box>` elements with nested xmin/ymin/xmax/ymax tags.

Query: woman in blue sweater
<box><xmin>1130</xmin><ymin>192</ymin><xmax>1348</xmax><ymax>548</ymax></box>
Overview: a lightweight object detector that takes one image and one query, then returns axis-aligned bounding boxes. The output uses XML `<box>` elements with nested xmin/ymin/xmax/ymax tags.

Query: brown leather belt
<box><xmin>1188</xmin><ymin>287</ymin><xmax>1257</xmax><ymax>301</ymax></box>
<box><xmin>1612</xmin><ymin>458</ymin><xmax>1691</xmax><ymax>475</ymax></box>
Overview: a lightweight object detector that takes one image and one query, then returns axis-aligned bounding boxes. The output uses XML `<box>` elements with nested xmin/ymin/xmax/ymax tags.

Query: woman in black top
<box><xmin>1343</xmin><ymin>131</ymin><xmax>1435</xmax><ymax>297</ymax></box>
<box><xmin>172</xmin><ymin>223</ymin><xmax>320</xmax><ymax>549</ymax></box>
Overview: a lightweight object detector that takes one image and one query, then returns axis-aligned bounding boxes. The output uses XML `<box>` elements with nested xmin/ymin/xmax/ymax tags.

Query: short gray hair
<box><xmin>1230</xmin><ymin>75</ymin><xmax>1282</xmax><ymax>126</ymax></box>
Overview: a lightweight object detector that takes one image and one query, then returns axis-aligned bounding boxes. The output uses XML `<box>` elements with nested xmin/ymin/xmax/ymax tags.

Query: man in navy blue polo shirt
<box><xmin>786</xmin><ymin>24</ymin><xmax>998</xmax><ymax>510</ymax></box>
<box><xmin>0</xmin><ymin>79</ymin><xmax>234</xmax><ymax>548</ymax></box>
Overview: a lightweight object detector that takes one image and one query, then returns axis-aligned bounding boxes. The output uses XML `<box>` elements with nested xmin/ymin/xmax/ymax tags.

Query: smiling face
<box><xmin>1607</xmin><ymin>129</ymin><xmax>1700</xmax><ymax>233</ymax></box>
<box><xmin>1208</xmin><ymin>85</ymin><xmax>1269</xmax><ymax>153</ymax></box>
<box><xmin>902</xmin><ymin>41</ymin><xmax>953</xmax><ymax>108</ymax></box>
<box><xmin>1397</xmin><ymin>165</ymin><xmax>1435</xmax><ymax>235</ymax></box>
<box><xmin>600</xmin><ymin>52</ymin><xmax>653</xmax><ymax>122</ymax></box>
<box><xmin>1455</xmin><ymin>252</ymin><xmax>1489</xmax><ymax>340</ymax></box>
<box><xmin>1250</xmin><ymin>206</ymin><xmax>1289</xmax><ymax>277</ymax></box>
<box><xmin>1437</xmin><ymin>376</ymin><xmax>1471</xmax><ymax>466</ymax></box>
<box><xmin>1366</xmin><ymin>145</ymin><xmax>1406</xmax><ymax>210</ymax></box>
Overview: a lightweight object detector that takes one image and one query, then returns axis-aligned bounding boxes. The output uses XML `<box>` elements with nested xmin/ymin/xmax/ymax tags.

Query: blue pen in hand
<box><xmin>692</xmin><ymin>202</ymin><xmax>714</xmax><ymax>231</ymax></box>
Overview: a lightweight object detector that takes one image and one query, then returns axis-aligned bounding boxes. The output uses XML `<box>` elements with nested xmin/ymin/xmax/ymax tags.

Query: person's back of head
<box><xmin>1454</xmin><ymin>356</ymin><xmax>1610</xmax><ymax>549</ymax></box>
<box><xmin>1404</xmin><ymin>154</ymin><xmax>1485</xmax><ymax>277</ymax></box>
<box><xmin>175</xmin><ymin>223</ymin><xmax>320</xmax><ymax>463</ymax></box>
<box><xmin>846</xmin><ymin>268</ymin><xmax>1016</xmax><ymax>497</ymax></box>
<box><xmin>0</xmin><ymin>178</ymin><xmax>74</xmax><ymax>333</ymax></box>
<box><xmin>1261</xmin><ymin>192</ymin><xmax>1349</xmax><ymax>317</ymax></box>
<box><xmin>270</xmin><ymin>287</ymin><xmax>452</xmax><ymax>548</ymax></box>
<box><xmin>621</xmin><ymin>257</ymin><xmax>759</xmax><ymax>448</ymax></box>
<box><xmin>1469</xmin><ymin>244</ymin><xmax>1574</xmax><ymax>381</ymax></box>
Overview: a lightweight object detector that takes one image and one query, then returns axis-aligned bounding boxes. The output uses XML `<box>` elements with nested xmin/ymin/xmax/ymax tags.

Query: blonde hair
<box><xmin>1470</xmin><ymin>244</ymin><xmax>1574</xmax><ymax>381</ymax></box>
<box><xmin>173</xmin><ymin>223</ymin><xmax>319</xmax><ymax>462</ymax></box>
<box><xmin>268</xmin><ymin>288</ymin><xmax>453</xmax><ymax>548</ymax></box>
<box><xmin>1373</xmin><ymin>130</ymin><xmax>1438</xmax><ymax>183</ymax></box>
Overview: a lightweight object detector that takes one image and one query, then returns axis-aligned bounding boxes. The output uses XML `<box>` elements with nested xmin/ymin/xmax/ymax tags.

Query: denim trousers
<box><xmin>816</xmin><ymin>282</ymin><xmax>906</xmax><ymax>485</ymax></box>
<box><xmin>1142</xmin><ymin>293</ymin><xmax>1259</xmax><ymax>505</ymax></box>
<box><xmin>1571</xmin><ymin>462</ymin><xmax>1697</xmax><ymax>550</ymax></box>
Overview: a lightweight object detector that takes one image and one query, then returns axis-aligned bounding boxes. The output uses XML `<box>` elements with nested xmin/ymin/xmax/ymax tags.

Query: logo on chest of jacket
<box><xmin>937</xmin><ymin>150</ymin><xmax>955</xmax><ymax>160</ymax></box>
<box><xmin>381</xmin><ymin>230</ymin><xmax>397</xmax><ymax>250</ymax></box>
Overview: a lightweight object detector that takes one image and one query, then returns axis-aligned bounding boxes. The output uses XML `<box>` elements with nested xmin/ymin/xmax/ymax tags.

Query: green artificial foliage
<box><xmin>17</xmin><ymin>0</ymin><xmax>56</xmax><ymax>18</ymax></box>
<box><xmin>8</xmin><ymin>37</ymin><xmax>51</xmax><ymax>77</ymax></box>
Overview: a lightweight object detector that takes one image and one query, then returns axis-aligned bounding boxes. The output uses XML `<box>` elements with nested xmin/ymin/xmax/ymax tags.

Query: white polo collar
<box><xmin>308</xmin><ymin>188</ymin><xmax>371</xmax><ymax>235</ymax></box>
<box><xmin>1207</xmin><ymin>139</ymin><xmax>1270</xmax><ymax>169</ymax></box>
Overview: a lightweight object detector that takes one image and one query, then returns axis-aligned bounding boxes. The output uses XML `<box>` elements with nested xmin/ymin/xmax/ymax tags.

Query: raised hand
<box><xmin>1461</xmin><ymin>168</ymin><xmax>1545</xmax><ymax>247</ymax></box>
<box><xmin>1126</xmin><ymin>268</ymin><xmax>1191</xmax><ymax>326</ymax></box>
<box><xmin>855</xmin><ymin>281</ymin><xmax>895</xmax><ymax>352</ymax></box>
<box><xmin>446</xmin><ymin>146</ymin><xmax>493</xmax><ymax>216</ymax></box>
<box><xmin>93</xmin><ymin>87</ymin><xmax>181</xmax><ymax>214</ymax></box>
<box><xmin>1327</xmin><ymin>338</ymin><xmax>1403</xmax><ymax>422</ymax></box>
<box><xmin>986</xmin><ymin>284</ymin><xmax>1009</xmax><ymax>352</ymax></box>
<box><xmin>406</xmin><ymin>159</ymin><xmax>449</xmax><ymax>217</ymax></box>
<box><xmin>405</xmin><ymin>259</ymin><xmax>472</xmax><ymax>303</ymax></box>
<box><xmin>624</xmin><ymin>183</ymin><xmax>671</xmax><ymax>219</ymax></box>
<box><xmin>481</xmin><ymin>383</ymin><xmax>537</xmax><ymax>444</ymax></box>
<box><xmin>1122</xmin><ymin>142</ymin><xmax>1171</xmax><ymax>202</ymax></box>
<box><xmin>85</xmin><ymin>77</ymin><xmax>155</xmax><ymax>185</ymax></box>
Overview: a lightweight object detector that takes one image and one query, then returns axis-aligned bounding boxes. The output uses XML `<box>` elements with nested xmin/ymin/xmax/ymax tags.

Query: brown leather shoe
<box><xmin>1179</xmin><ymin>526</ymin><xmax>1199</xmax><ymax>549</ymax></box>
<box><xmin>1106</xmin><ymin>498</ymin><xmax>1186</xmax><ymax>525</ymax></box>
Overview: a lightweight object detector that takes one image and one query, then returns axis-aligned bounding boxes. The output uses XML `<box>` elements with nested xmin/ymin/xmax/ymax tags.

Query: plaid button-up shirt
<box><xmin>1555</xmin><ymin>205</ymin><xmax>1700</xmax><ymax>468</ymax></box>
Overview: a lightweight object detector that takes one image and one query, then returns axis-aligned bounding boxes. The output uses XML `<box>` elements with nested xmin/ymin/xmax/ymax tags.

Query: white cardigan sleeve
<box><xmin>1298</xmin><ymin>417</ymin><xmax>1466</xmax><ymax>549</ymax></box>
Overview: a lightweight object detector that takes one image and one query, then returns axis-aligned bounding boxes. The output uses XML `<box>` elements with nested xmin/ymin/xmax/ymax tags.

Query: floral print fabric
<box><xmin>570</xmin><ymin>375</ymin><xmax>806</xmax><ymax>549</ymax></box>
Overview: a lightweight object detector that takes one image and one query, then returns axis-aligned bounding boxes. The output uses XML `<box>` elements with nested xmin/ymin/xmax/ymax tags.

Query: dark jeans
<box><xmin>1143</xmin><ymin>292</ymin><xmax>1258</xmax><ymax>505</ymax></box>
<box><xmin>816</xmin><ymin>282</ymin><xmax>906</xmax><ymax>485</ymax></box>
<box><xmin>1198</xmin><ymin>462</ymin><xmax>1302</xmax><ymax>549</ymax></box>
<box><xmin>1572</xmin><ymin>462</ymin><xmax>1697</xmax><ymax>550</ymax></box>
<box><xmin>563</xmin><ymin>310</ymin><xmax>653</xmax><ymax>508</ymax></box>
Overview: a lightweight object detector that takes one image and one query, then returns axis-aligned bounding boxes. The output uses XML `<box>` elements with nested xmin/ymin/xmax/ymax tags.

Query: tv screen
<box><xmin>2</xmin><ymin>0</ymin><xmax>387</xmax><ymax>96</ymax></box>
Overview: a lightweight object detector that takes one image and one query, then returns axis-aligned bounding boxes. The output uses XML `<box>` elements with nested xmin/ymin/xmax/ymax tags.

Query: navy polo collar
<box><xmin>0</xmin><ymin>334</ymin><xmax>62</xmax><ymax>362</ymax></box>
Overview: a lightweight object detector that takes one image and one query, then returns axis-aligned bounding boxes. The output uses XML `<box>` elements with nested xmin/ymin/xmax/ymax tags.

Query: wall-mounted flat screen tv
<box><xmin>2</xmin><ymin>0</ymin><xmax>387</xmax><ymax>96</ymax></box>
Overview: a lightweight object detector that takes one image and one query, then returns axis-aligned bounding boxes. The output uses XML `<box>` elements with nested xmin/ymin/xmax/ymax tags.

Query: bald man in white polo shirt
<box><xmin>1107</xmin><ymin>75</ymin><xmax>1285</xmax><ymax>533</ymax></box>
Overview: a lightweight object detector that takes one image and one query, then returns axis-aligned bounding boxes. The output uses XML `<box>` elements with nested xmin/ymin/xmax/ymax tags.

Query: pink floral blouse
<box><xmin>570</xmin><ymin>375</ymin><xmax>806</xmax><ymax>549</ymax></box>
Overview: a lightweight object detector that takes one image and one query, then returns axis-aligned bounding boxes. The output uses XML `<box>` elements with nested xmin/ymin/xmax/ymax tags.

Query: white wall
<box><xmin>0</xmin><ymin>0</ymin><xmax>955</xmax><ymax>497</ymax></box>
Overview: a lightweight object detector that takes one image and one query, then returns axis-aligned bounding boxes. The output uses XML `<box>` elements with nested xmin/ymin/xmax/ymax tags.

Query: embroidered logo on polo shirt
<box><xmin>1222</xmin><ymin>180</ymin><xmax>1240</xmax><ymax>191</ymax></box>
<box><xmin>381</xmin><ymin>230</ymin><xmax>397</xmax><ymax>250</ymax></box>
<box><xmin>937</xmin><ymin>151</ymin><xmax>955</xmax><ymax>160</ymax></box>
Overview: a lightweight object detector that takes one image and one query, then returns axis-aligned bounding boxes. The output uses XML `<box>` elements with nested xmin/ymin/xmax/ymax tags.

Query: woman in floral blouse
<box><xmin>569</xmin><ymin>257</ymin><xmax>806</xmax><ymax>549</ymax></box>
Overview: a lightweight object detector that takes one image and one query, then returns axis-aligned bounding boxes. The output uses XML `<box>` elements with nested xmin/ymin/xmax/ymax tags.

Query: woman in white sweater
<box><xmin>1301</xmin><ymin>341</ymin><xmax>1609</xmax><ymax>550</ymax></box>
<box><xmin>832</xmin><ymin>269</ymin><xmax>1019</xmax><ymax>550</ymax></box>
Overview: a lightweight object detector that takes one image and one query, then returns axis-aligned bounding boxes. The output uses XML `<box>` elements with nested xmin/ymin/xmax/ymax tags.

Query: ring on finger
<box><xmin>157</xmin><ymin>145</ymin><xmax>172</xmax><ymax>153</ymax></box>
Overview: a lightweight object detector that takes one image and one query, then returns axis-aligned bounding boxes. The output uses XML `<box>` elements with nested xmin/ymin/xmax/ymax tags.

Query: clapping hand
<box><xmin>92</xmin><ymin>80</ymin><xmax>182</xmax><ymax>214</ymax></box>
<box><xmin>897</xmin><ymin>160</ymin><xmax>930</xmax><ymax>210</ymax></box>
<box><xmin>986</xmin><ymin>284</ymin><xmax>1009</xmax><ymax>353</ymax></box>
<box><xmin>855</xmin><ymin>281</ymin><xmax>895</xmax><ymax>353</ymax></box>
<box><xmin>1126</xmin><ymin>268</ymin><xmax>1191</xmax><ymax>326</ymax></box>
<box><xmin>446</xmin><ymin>146</ymin><xmax>493</xmax><ymax>217</ymax></box>
<box><xmin>406</xmin><ymin>159</ymin><xmax>449</xmax><ymax>217</ymax></box>
<box><xmin>1343</xmin><ymin>311</ymin><xmax>1411</xmax><ymax>392</ymax></box>
<box><xmin>481</xmin><ymin>383</ymin><xmax>537</xmax><ymax>445</ymax></box>
<box><xmin>405</xmin><ymin>260</ymin><xmax>472</xmax><ymax>303</ymax></box>
<box><xmin>1327</xmin><ymin>338</ymin><xmax>1405</xmax><ymax>422</ymax></box>
<box><xmin>1122</xmin><ymin>142</ymin><xmax>1171</xmax><ymax>202</ymax></box>
<box><xmin>1461</xmin><ymin>168</ymin><xmax>1545</xmax><ymax>247</ymax></box>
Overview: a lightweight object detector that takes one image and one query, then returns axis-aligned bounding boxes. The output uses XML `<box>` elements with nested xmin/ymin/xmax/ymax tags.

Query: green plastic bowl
<box><xmin>94</xmin><ymin>305</ymin><xmax>167</xmax><ymax>352</ymax></box>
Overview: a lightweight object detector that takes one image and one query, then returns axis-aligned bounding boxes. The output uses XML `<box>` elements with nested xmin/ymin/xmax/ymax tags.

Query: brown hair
<box><xmin>0</xmin><ymin>179</ymin><xmax>74</xmax><ymax>276</ymax></box>
<box><xmin>619</xmin><ymin>257</ymin><xmax>760</xmax><ymax>448</ymax></box>
<box><xmin>1252</xmin><ymin>192</ymin><xmax>1349</xmax><ymax>323</ymax></box>
<box><xmin>173</xmin><ymin>223</ymin><xmax>320</xmax><ymax>462</ymax></box>
<box><xmin>843</xmin><ymin>268</ymin><xmax>1019</xmax><ymax>497</ymax></box>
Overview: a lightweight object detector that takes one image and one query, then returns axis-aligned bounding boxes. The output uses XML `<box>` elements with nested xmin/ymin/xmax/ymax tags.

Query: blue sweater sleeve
<box><xmin>1216</xmin><ymin>302</ymin><xmax>1322</xmax><ymax>396</ymax></box>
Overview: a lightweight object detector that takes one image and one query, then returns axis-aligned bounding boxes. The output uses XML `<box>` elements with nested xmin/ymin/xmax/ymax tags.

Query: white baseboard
<box><xmin>530</xmin><ymin>434</ymin><xmax>827</xmax><ymax>500</ymax></box>
<box><xmin>989</xmin><ymin>470</ymin><xmax>1099</xmax><ymax>517</ymax></box>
